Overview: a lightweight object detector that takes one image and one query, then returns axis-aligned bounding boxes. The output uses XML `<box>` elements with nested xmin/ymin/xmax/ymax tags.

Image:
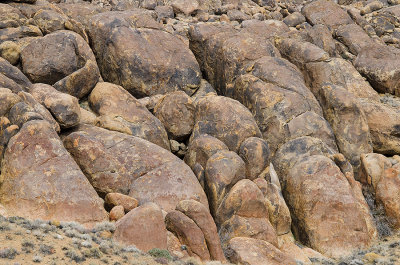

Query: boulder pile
<box><xmin>1</xmin><ymin>0</ymin><xmax>400</xmax><ymax>264</ymax></box>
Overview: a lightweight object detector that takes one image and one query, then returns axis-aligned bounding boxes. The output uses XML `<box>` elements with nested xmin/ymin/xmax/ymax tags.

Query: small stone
<box><xmin>109</xmin><ymin>206</ymin><xmax>125</xmax><ymax>221</ymax></box>
<box><xmin>0</xmin><ymin>41</ymin><xmax>20</xmax><ymax>65</ymax></box>
<box><xmin>105</xmin><ymin>193</ymin><xmax>138</xmax><ymax>213</ymax></box>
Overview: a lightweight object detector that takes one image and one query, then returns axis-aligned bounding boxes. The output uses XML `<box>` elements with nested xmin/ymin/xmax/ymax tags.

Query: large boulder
<box><xmin>20</xmin><ymin>30</ymin><xmax>100</xmax><ymax>98</ymax></box>
<box><xmin>191</xmin><ymin>95</ymin><xmax>261</xmax><ymax>152</ymax></box>
<box><xmin>285</xmin><ymin>155</ymin><xmax>374</xmax><ymax>258</ymax></box>
<box><xmin>0</xmin><ymin>120</ymin><xmax>108</xmax><ymax>226</ymax></box>
<box><xmin>88</xmin><ymin>10</ymin><xmax>201</xmax><ymax>98</ymax></box>
<box><xmin>301</xmin><ymin>0</ymin><xmax>353</xmax><ymax>31</ymax></box>
<box><xmin>355</xmin><ymin>44</ymin><xmax>400</xmax><ymax>96</ymax></box>
<box><xmin>238</xmin><ymin>137</ymin><xmax>270</xmax><ymax>180</ymax></box>
<box><xmin>154</xmin><ymin>91</ymin><xmax>195</xmax><ymax>141</ymax></box>
<box><xmin>89</xmin><ymin>82</ymin><xmax>170</xmax><ymax>150</ymax></box>
<box><xmin>64</xmin><ymin>125</ymin><xmax>208</xmax><ymax>211</ymax></box>
<box><xmin>113</xmin><ymin>203</ymin><xmax>168</xmax><ymax>251</ymax></box>
<box><xmin>205</xmin><ymin>150</ymin><xmax>246</xmax><ymax>216</ymax></box>
<box><xmin>184</xmin><ymin>134</ymin><xmax>229</xmax><ymax>170</ymax></box>
<box><xmin>176</xmin><ymin>199</ymin><xmax>226</xmax><ymax>262</ymax></box>
<box><xmin>165</xmin><ymin>210</ymin><xmax>210</xmax><ymax>260</ymax></box>
<box><xmin>317</xmin><ymin>84</ymin><xmax>373</xmax><ymax>176</ymax></box>
<box><xmin>226</xmin><ymin>237</ymin><xmax>296</xmax><ymax>265</ymax></box>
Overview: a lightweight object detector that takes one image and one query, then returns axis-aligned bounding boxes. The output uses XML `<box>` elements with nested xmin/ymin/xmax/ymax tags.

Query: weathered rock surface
<box><xmin>113</xmin><ymin>203</ymin><xmax>168</xmax><ymax>251</ymax></box>
<box><xmin>0</xmin><ymin>120</ymin><xmax>108</xmax><ymax>225</ymax></box>
<box><xmin>105</xmin><ymin>193</ymin><xmax>138</xmax><ymax>213</ymax></box>
<box><xmin>355</xmin><ymin>44</ymin><xmax>400</xmax><ymax>96</ymax></box>
<box><xmin>238</xmin><ymin>137</ymin><xmax>270</xmax><ymax>180</ymax></box>
<box><xmin>154</xmin><ymin>91</ymin><xmax>195</xmax><ymax>140</ymax></box>
<box><xmin>165</xmin><ymin>210</ymin><xmax>210</xmax><ymax>260</ymax></box>
<box><xmin>176</xmin><ymin>199</ymin><xmax>226</xmax><ymax>262</ymax></box>
<box><xmin>20</xmin><ymin>30</ymin><xmax>100</xmax><ymax>98</ymax></box>
<box><xmin>30</xmin><ymin>83</ymin><xmax>81</xmax><ymax>128</ymax></box>
<box><xmin>64</xmin><ymin>125</ymin><xmax>207</xmax><ymax>212</ymax></box>
<box><xmin>88</xmin><ymin>10</ymin><xmax>201</xmax><ymax>98</ymax></box>
<box><xmin>205</xmin><ymin>150</ymin><xmax>246</xmax><ymax>216</ymax></box>
<box><xmin>226</xmin><ymin>237</ymin><xmax>296</xmax><ymax>265</ymax></box>
<box><xmin>89</xmin><ymin>82</ymin><xmax>170</xmax><ymax>150</ymax></box>
<box><xmin>191</xmin><ymin>95</ymin><xmax>262</xmax><ymax>152</ymax></box>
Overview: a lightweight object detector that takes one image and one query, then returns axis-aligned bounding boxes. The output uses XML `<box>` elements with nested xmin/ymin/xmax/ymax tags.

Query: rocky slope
<box><xmin>1</xmin><ymin>0</ymin><xmax>400</xmax><ymax>264</ymax></box>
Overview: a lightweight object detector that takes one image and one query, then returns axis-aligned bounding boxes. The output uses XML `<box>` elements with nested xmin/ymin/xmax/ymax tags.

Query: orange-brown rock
<box><xmin>226</xmin><ymin>237</ymin><xmax>296</xmax><ymax>265</ymax></box>
<box><xmin>109</xmin><ymin>205</ymin><xmax>125</xmax><ymax>221</ymax></box>
<box><xmin>286</xmin><ymin>155</ymin><xmax>373</xmax><ymax>258</ymax></box>
<box><xmin>165</xmin><ymin>210</ymin><xmax>210</xmax><ymax>260</ymax></box>
<box><xmin>219</xmin><ymin>215</ymin><xmax>278</xmax><ymax>247</ymax></box>
<box><xmin>89</xmin><ymin>82</ymin><xmax>170</xmax><ymax>150</ymax></box>
<box><xmin>88</xmin><ymin>10</ymin><xmax>201</xmax><ymax>98</ymax></box>
<box><xmin>0</xmin><ymin>120</ymin><xmax>108</xmax><ymax>226</ymax></box>
<box><xmin>167</xmin><ymin>231</ymin><xmax>189</xmax><ymax>259</ymax></box>
<box><xmin>176</xmin><ymin>200</ymin><xmax>226</xmax><ymax>262</ymax></box>
<box><xmin>205</xmin><ymin>150</ymin><xmax>245</xmax><ymax>216</ymax></box>
<box><xmin>105</xmin><ymin>193</ymin><xmax>138</xmax><ymax>213</ymax></box>
<box><xmin>254</xmin><ymin>178</ymin><xmax>291</xmax><ymax>236</ymax></box>
<box><xmin>64</xmin><ymin>125</ymin><xmax>207</xmax><ymax>211</ymax></box>
<box><xmin>191</xmin><ymin>95</ymin><xmax>261</xmax><ymax>152</ymax></box>
<box><xmin>113</xmin><ymin>203</ymin><xmax>168</xmax><ymax>251</ymax></box>
<box><xmin>184</xmin><ymin>134</ymin><xmax>229</xmax><ymax>170</ymax></box>
<box><xmin>154</xmin><ymin>91</ymin><xmax>195</xmax><ymax>140</ymax></box>
<box><xmin>376</xmin><ymin>168</ymin><xmax>400</xmax><ymax>228</ymax></box>
<box><xmin>239</xmin><ymin>137</ymin><xmax>270</xmax><ymax>180</ymax></box>
<box><xmin>0</xmin><ymin>87</ymin><xmax>21</xmax><ymax>116</ymax></box>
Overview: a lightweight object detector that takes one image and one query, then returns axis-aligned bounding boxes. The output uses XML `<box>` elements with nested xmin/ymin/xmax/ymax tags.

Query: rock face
<box><xmin>355</xmin><ymin>44</ymin><xmax>400</xmax><ymax>96</ymax></box>
<box><xmin>0</xmin><ymin>120</ymin><xmax>108</xmax><ymax>225</ymax></box>
<box><xmin>191</xmin><ymin>95</ymin><xmax>262</xmax><ymax>152</ymax></box>
<box><xmin>20</xmin><ymin>30</ymin><xmax>100</xmax><ymax>98</ymax></box>
<box><xmin>29</xmin><ymin>83</ymin><xmax>81</xmax><ymax>129</ymax></box>
<box><xmin>285</xmin><ymin>155</ymin><xmax>373</xmax><ymax>258</ymax></box>
<box><xmin>64</xmin><ymin>125</ymin><xmax>207</xmax><ymax>212</ymax></box>
<box><xmin>154</xmin><ymin>91</ymin><xmax>195</xmax><ymax>141</ymax></box>
<box><xmin>113</xmin><ymin>203</ymin><xmax>168</xmax><ymax>251</ymax></box>
<box><xmin>88</xmin><ymin>10</ymin><xmax>201</xmax><ymax>98</ymax></box>
<box><xmin>226</xmin><ymin>237</ymin><xmax>296</xmax><ymax>265</ymax></box>
<box><xmin>89</xmin><ymin>82</ymin><xmax>170</xmax><ymax>150</ymax></box>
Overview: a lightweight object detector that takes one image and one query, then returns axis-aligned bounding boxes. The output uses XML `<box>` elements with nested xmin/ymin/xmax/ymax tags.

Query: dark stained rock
<box><xmin>184</xmin><ymin>134</ymin><xmax>229</xmax><ymax>170</ymax></box>
<box><xmin>113</xmin><ymin>203</ymin><xmax>168</xmax><ymax>251</ymax></box>
<box><xmin>317</xmin><ymin>84</ymin><xmax>373</xmax><ymax>177</ymax></box>
<box><xmin>233</xmin><ymin>74</ymin><xmax>336</xmax><ymax>154</ymax></box>
<box><xmin>0</xmin><ymin>120</ymin><xmax>108</xmax><ymax>226</ymax></box>
<box><xmin>0</xmin><ymin>4</ymin><xmax>26</xmax><ymax>29</ymax></box>
<box><xmin>154</xmin><ymin>91</ymin><xmax>195</xmax><ymax>141</ymax></box>
<box><xmin>176</xmin><ymin>199</ymin><xmax>226</xmax><ymax>262</ymax></box>
<box><xmin>355</xmin><ymin>43</ymin><xmax>400</xmax><ymax>96</ymax></box>
<box><xmin>305</xmin><ymin>58</ymin><xmax>379</xmax><ymax>102</ymax></box>
<box><xmin>305</xmin><ymin>24</ymin><xmax>338</xmax><ymax>57</ymax></box>
<box><xmin>335</xmin><ymin>24</ymin><xmax>376</xmax><ymax>55</ymax></box>
<box><xmin>359</xmin><ymin>99</ymin><xmax>400</xmax><ymax>155</ymax></box>
<box><xmin>191</xmin><ymin>95</ymin><xmax>262</xmax><ymax>152</ymax></box>
<box><xmin>254</xmin><ymin>178</ymin><xmax>291</xmax><ymax>236</ymax></box>
<box><xmin>88</xmin><ymin>10</ymin><xmax>201</xmax><ymax>98</ymax></box>
<box><xmin>89</xmin><ymin>82</ymin><xmax>170</xmax><ymax>150</ymax></box>
<box><xmin>21</xmin><ymin>30</ymin><xmax>100</xmax><ymax>98</ymax></box>
<box><xmin>32</xmin><ymin>9</ymin><xmax>69</xmax><ymax>35</ymax></box>
<box><xmin>205</xmin><ymin>150</ymin><xmax>246</xmax><ymax>216</ymax></box>
<box><xmin>0</xmin><ymin>25</ymin><xmax>42</xmax><ymax>45</ymax></box>
<box><xmin>301</xmin><ymin>0</ymin><xmax>353</xmax><ymax>31</ymax></box>
<box><xmin>17</xmin><ymin>91</ymin><xmax>60</xmax><ymax>133</ymax></box>
<box><xmin>165</xmin><ymin>210</ymin><xmax>210</xmax><ymax>260</ymax></box>
<box><xmin>30</xmin><ymin>83</ymin><xmax>81</xmax><ymax>128</ymax></box>
<box><xmin>283</xmin><ymin>12</ymin><xmax>306</xmax><ymax>27</ymax></box>
<box><xmin>0</xmin><ymin>57</ymin><xmax>32</xmax><ymax>93</ymax></box>
<box><xmin>238</xmin><ymin>137</ymin><xmax>270</xmax><ymax>180</ymax></box>
<box><xmin>226</xmin><ymin>237</ymin><xmax>296</xmax><ymax>265</ymax></box>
